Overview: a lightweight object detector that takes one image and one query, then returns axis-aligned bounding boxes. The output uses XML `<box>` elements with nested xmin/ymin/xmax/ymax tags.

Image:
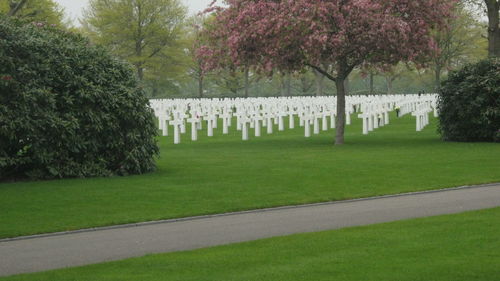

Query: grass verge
<box><xmin>3</xmin><ymin>207</ymin><xmax>500</xmax><ymax>280</ymax></box>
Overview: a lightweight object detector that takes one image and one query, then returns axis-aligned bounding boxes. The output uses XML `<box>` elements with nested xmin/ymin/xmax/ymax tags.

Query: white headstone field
<box><xmin>149</xmin><ymin>94</ymin><xmax>438</xmax><ymax>144</ymax></box>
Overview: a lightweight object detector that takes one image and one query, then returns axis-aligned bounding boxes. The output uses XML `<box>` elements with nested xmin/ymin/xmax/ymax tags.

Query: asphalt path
<box><xmin>1</xmin><ymin>183</ymin><xmax>499</xmax><ymax>277</ymax></box>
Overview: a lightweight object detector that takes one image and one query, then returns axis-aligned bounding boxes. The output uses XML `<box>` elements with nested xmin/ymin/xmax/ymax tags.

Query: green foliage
<box><xmin>431</xmin><ymin>2</ymin><xmax>488</xmax><ymax>89</ymax></box>
<box><xmin>438</xmin><ymin>58</ymin><xmax>500</xmax><ymax>142</ymax></box>
<box><xmin>81</xmin><ymin>0</ymin><xmax>189</xmax><ymax>92</ymax></box>
<box><xmin>0</xmin><ymin>16</ymin><xmax>159</xmax><ymax>180</ymax></box>
<box><xmin>0</xmin><ymin>0</ymin><xmax>65</xmax><ymax>26</ymax></box>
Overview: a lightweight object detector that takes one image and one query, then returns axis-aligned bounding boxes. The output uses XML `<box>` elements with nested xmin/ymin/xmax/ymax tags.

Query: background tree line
<box><xmin>2</xmin><ymin>0</ymin><xmax>497</xmax><ymax>98</ymax></box>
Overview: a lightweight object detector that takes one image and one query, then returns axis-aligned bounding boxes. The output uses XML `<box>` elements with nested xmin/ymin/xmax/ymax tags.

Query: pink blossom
<box><xmin>196</xmin><ymin>0</ymin><xmax>456</xmax><ymax>76</ymax></box>
<box><xmin>32</xmin><ymin>22</ymin><xmax>45</xmax><ymax>27</ymax></box>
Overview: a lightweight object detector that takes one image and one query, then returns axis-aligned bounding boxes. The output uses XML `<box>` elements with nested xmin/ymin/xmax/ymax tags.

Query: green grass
<box><xmin>3</xmin><ymin>207</ymin><xmax>500</xmax><ymax>280</ymax></box>
<box><xmin>0</xmin><ymin>113</ymin><xmax>499</xmax><ymax>239</ymax></box>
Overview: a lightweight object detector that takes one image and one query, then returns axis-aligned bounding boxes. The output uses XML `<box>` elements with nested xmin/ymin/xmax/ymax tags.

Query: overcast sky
<box><xmin>53</xmin><ymin>0</ymin><xmax>217</xmax><ymax>25</ymax></box>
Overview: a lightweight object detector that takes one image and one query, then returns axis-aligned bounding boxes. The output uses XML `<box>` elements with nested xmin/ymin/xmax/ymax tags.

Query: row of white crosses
<box><xmin>412</xmin><ymin>102</ymin><xmax>433</xmax><ymax>131</ymax></box>
<box><xmin>150</xmin><ymin>94</ymin><xmax>438</xmax><ymax>144</ymax></box>
<box><xmin>394</xmin><ymin>94</ymin><xmax>437</xmax><ymax>131</ymax></box>
<box><xmin>357</xmin><ymin>100</ymin><xmax>392</xmax><ymax>135</ymax></box>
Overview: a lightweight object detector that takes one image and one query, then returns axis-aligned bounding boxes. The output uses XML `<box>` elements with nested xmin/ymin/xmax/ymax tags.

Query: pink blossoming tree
<box><xmin>197</xmin><ymin>0</ymin><xmax>456</xmax><ymax>144</ymax></box>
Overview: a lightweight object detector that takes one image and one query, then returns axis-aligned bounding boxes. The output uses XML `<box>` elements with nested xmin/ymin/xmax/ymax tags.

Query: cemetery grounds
<box><xmin>0</xmin><ymin>108</ymin><xmax>499</xmax><ymax>280</ymax></box>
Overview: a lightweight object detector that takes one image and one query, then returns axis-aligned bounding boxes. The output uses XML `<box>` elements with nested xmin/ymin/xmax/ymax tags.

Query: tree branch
<box><xmin>306</xmin><ymin>63</ymin><xmax>337</xmax><ymax>81</ymax></box>
<box><xmin>8</xmin><ymin>0</ymin><xmax>28</xmax><ymax>16</ymax></box>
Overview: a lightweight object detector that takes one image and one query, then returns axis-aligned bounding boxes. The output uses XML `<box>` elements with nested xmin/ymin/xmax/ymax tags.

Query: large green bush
<box><xmin>437</xmin><ymin>58</ymin><xmax>500</xmax><ymax>142</ymax></box>
<box><xmin>0</xmin><ymin>17</ymin><xmax>159</xmax><ymax>180</ymax></box>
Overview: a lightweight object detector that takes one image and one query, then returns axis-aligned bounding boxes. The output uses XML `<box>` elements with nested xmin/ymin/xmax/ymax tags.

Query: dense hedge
<box><xmin>438</xmin><ymin>58</ymin><xmax>500</xmax><ymax>142</ymax></box>
<box><xmin>0</xmin><ymin>17</ymin><xmax>159</xmax><ymax>180</ymax></box>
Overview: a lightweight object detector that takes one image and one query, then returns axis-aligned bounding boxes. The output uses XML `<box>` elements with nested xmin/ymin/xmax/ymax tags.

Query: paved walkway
<box><xmin>1</xmin><ymin>183</ymin><xmax>499</xmax><ymax>277</ymax></box>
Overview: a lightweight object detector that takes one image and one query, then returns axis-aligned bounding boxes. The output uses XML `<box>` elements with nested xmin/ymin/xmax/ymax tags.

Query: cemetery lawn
<box><xmin>0</xmin><ymin>113</ymin><xmax>499</xmax><ymax>239</ymax></box>
<box><xmin>3</xmin><ymin>207</ymin><xmax>499</xmax><ymax>280</ymax></box>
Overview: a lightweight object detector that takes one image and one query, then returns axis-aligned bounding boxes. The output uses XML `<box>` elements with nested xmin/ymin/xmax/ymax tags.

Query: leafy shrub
<box><xmin>0</xmin><ymin>17</ymin><xmax>159</xmax><ymax>180</ymax></box>
<box><xmin>438</xmin><ymin>58</ymin><xmax>500</xmax><ymax>142</ymax></box>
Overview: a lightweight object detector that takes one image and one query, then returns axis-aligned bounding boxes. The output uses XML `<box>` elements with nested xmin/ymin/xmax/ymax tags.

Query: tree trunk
<box><xmin>369</xmin><ymin>72</ymin><xmax>374</xmax><ymax>94</ymax></box>
<box><xmin>8</xmin><ymin>0</ymin><xmax>28</xmax><ymax>16</ymax></box>
<box><xmin>135</xmin><ymin>2</ymin><xmax>144</xmax><ymax>80</ymax></box>
<box><xmin>307</xmin><ymin>62</ymin><xmax>351</xmax><ymax>145</ymax></box>
<box><xmin>136</xmin><ymin>66</ymin><xmax>144</xmax><ymax>81</ymax></box>
<box><xmin>198</xmin><ymin>76</ymin><xmax>204</xmax><ymax>98</ymax></box>
<box><xmin>280</xmin><ymin>79</ymin><xmax>285</xmax><ymax>96</ymax></box>
<box><xmin>435</xmin><ymin>65</ymin><xmax>442</xmax><ymax>91</ymax></box>
<box><xmin>280</xmin><ymin>74</ymin><xmax>288</xmax><ymax>96</ymax></box>
<box><xmin>300</xmin><ymin>76</ymin><xmax>312</xmax><ymax>94</ymax></box>
<box><xmin>344</xmin><ymin>76</ymin><xmax>350</xmax><ymax>94</ymax></box>
<box><xmin>386</xmin><ymin>77</ymin><xmax>393</xmax><ymax>95</ymax></box>
<box><xmin>151</xmin><ymin>81</ymin><xmax>158</xmax><ymax>97</ymax></box>
<box><xmin>313</xmin><ymin>69</ymin><xmax>324</xmax><ymax>96</ymax></box>
<box><xmin>286</xmin><ymin>74</ymin><xmax>291</xmax><ymax>96</ymax></box>
<box><xmin>335</xmin><ymin>77</ymin><xmax>346</xmax><ymax>145</ymax></box>
<box><xmin>244</xmin><ymin>67</ymin><xmax>249</xmax><ymax>98</ymax></box>
<box><xmin>486</xmin><ymin>0</ymin><xmax>500</xmax><ymax>57</ymax></box>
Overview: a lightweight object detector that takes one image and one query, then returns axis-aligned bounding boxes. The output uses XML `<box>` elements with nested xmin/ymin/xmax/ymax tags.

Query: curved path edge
<box><xmin>1</xmin><ymin>182</ymin><xmax>499</xmax><ymax>277</ymax></box>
